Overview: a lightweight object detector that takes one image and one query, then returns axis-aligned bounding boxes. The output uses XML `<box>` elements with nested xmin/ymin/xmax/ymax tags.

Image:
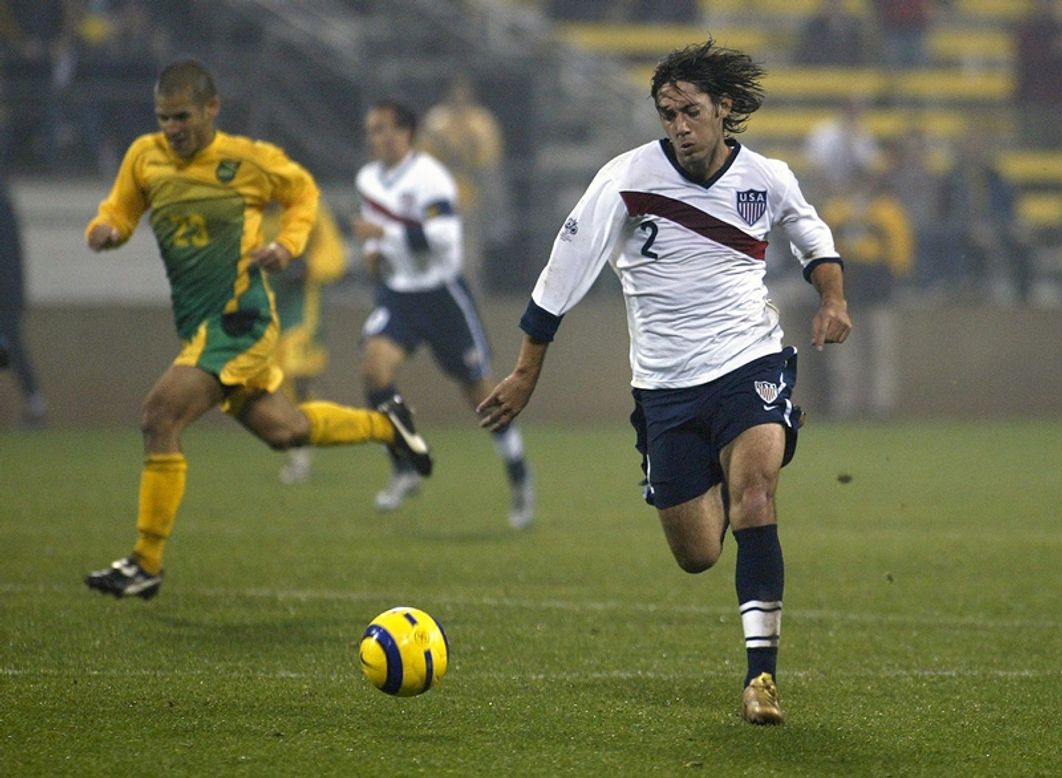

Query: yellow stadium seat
<box><xmin>1018</xmin><ymin>192</ymin><xmax>1062</xmax><ymax>227</ymax></box>
<box><xmin>626</xmin><ymin>65</ymin><xmax>1013</xmax><ymax>102</ymax></box>
<box><xmin>555</xmin><ymin>23</ymin><xmax>771</xmax><ymax>55</ymax></box>
<box><xmin>998</xmin><ymin>151</ymin><xmax>1062</xmax><ymax>184</ymax></box>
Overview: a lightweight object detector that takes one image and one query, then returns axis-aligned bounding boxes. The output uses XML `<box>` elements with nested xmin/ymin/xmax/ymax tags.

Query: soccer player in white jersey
<box><xmin>352</xmin><ymin>100</ymin><xmax>534</xmax><ymax>529</ymax></box>
<box><xmin>479</xmin><ymin>40</ymin><xmax>852</xmax><ymax>723</ymax></box>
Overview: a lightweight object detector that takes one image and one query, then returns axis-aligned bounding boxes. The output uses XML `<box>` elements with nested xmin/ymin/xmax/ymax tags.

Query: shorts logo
<box><xmin>361</xmin><ymin>306</ymin><xmax>391</xmax><ymax>337</ymax></box>
<box><xmin>559</xmin><ymin>217</ymin><xmax>578</xmax><ymax>242</ymax></box>
<box><xmin>463</xmin><ymin>347</ymin><xmax>483</xmax><ymax>371</ymax></box>
<box><xmin>736</xmin><ymin>189</ymin><xmax>767</xmax><ymax>226</ymax></box>
<box><xmin>754</xmin><ymin>380</ymin><xmax>780</xmax><ymax>404</ymax></box>
<box><xmin>215</xmin><ymin>159</ymin><xmax>241</xmax><ymax>183</ymax></box>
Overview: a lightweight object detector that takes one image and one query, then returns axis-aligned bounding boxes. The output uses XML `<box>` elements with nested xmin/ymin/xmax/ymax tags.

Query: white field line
<box><xmin>1</xmin><ymin>667</ymin><xmax>1057</xmax><ymax>681</ymax></box>
<box><xmin>0</xmin><ymin>582</ymin><xmax>1058</xmax><ymax>631</ymax></box>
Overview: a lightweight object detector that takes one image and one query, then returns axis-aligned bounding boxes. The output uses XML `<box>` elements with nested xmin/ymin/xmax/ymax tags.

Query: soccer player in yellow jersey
<box><xmin>83</xmin><ymin>59</ymin><xmax>432</xmax><ymax>600</ymax></box>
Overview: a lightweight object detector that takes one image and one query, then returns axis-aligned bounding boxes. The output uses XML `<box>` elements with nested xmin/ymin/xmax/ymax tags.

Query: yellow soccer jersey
<box><xmin>86</xmin><ymin>130</ymin><xmax>320</xmax><ymax>339</ymax></box>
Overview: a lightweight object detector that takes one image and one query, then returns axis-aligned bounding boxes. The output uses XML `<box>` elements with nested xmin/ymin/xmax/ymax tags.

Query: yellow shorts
<box><xmin>174</xmin><ymin>309</ymin><xmax>285</xmax><ymax>415</ymax></box>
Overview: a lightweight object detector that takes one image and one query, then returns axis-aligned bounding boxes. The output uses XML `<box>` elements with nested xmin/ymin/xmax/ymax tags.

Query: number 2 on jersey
<box><xmin>639</xmin><ymin>220</ymin><xmax>659</xmax><ymax>259</ymax></box>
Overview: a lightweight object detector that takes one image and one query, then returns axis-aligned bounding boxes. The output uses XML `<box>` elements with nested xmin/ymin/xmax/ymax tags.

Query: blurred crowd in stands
<box><xmin>0</xmin><ymin>0</ymin><xmax>1059</xmax><ymax>313</ymax></box>
<box><xmin>0</xmin><ymin>0</ymin><xmax>199</xmax><ymax>174</ymax></box>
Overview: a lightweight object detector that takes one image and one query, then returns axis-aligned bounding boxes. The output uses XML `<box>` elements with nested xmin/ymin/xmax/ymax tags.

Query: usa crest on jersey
<box><xmin>736</xmin><ymin>189</ymin><xmax>767</xmax><ymax>226</ymax></box>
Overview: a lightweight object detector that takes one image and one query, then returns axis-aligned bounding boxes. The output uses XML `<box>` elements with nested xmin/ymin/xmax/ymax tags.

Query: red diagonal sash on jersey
<box><xmin>363</xmin><ymin>195</ymin><xmax>422</xmax><ymax>228</ymax></box>
<box><xmin>620</xmin><ymin>191</ymin><xmax>767</xmax><ymax>260</ymax></box>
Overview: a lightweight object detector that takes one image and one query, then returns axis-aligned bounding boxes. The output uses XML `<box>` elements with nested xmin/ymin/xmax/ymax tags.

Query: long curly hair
<box><xmin>650</xmin><ymin>38</ymin><xmax>766</xmax><ymax>135</ymax></box>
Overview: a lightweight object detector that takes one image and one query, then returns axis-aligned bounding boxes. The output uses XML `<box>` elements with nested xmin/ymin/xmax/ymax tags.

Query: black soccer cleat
<box><xmin>378</xmin><ymin>395</ymin><xmax>433</xmax><ymax>477</ymax></box>
<box><xmin>85</xmin><ymin>557</ymin><xmax>163</xmax><ymax>600</ymax></box>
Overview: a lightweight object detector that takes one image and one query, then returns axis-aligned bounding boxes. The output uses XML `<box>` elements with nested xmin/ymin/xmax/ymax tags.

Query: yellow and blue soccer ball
<box><xmin>359</xmin><ymin>606</ymin><xmax>449</xmax><ymax>696</ymax></box>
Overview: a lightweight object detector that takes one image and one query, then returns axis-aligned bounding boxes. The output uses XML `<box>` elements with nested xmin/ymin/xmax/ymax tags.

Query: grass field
<box><xmin>1</xmin><ymin>420</ymin><xmax>1060</xmax><ymax>776</ymax></box>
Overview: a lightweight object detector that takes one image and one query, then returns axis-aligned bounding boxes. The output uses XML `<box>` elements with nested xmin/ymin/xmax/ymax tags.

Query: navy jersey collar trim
<box><xmin>658</xmin><ymin>138</ymin><xmax>741</xmax><ymax>189</ymax></box>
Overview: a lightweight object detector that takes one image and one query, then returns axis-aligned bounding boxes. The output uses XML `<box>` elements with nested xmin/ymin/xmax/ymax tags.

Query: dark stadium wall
<box><xmin>2</xmin><ymin>300</ymin><xmax>1061</xmax><ymax>427</ymax></box>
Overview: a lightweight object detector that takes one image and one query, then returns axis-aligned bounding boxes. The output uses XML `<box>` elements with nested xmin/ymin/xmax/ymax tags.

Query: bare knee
<box><xmin>140</xmin><ymin>395</ymin><xmax>182</xmax><ymax>445</ymax></box>
<box><xmin>729</xmin><ymin>479</ymin><xmax>777</xmax><ymax>529</ymax></box>
<box><xmin>238</xmin><ymin>395</ymin><xmax>310</xmax><ymax>450</ymax></box>
<box><xmin>674</xmin><ymin>544</ymin><xmax>722</xmax><ymax>574</ymax></box>
<box><xmin>659</xmin><ymin>488</ymin><xmax>728</xmax><ymax>574</ymax></box>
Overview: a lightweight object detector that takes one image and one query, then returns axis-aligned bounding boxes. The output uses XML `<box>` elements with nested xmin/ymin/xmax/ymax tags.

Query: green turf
<box><xmin>1</xmin><ymin>421</ymin><xmax>1059</xmax><ymax>776</ymax></box>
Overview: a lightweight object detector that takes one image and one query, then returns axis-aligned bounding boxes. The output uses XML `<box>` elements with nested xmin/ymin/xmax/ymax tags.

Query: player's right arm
<box><xmin>477</xmin><ymin>335</ymin><xmax>549</xmax><ymax>432</ymax></box>
<box><xmin>85</xmin><ymin>137</ymin><xmax>151</xmax><ymax>252</ymax></box>
<box><xmin>478</xmin><ymin>158</ymin><xmax>628</xmax><ymax>430</ymax></box>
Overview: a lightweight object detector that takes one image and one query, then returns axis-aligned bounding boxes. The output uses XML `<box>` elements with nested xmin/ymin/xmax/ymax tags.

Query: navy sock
<box><xmin>733</xmin><ymin>523</ymin><xmax>784</xmax><ymax>687</ymax></box>
<box><xmin>504</xmin><ymin>457</ymin><xmax>527</xmax><ymax>485</ymax></box>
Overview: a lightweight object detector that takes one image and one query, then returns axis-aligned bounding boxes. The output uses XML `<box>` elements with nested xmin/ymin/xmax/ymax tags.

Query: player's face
<box><xmin>155</xmin><ymin>86</ymin><xmax>219</xmax><ymax>159</ymax></box>
<box><xmin>365</xmin><ymin>108</ymin><xmax>412</xmax><ymax>166</ymax></box>
<box><xmin>655</xmin><ymin>81</ymin><xmax>731</xmax><ymax>180</ymax></box>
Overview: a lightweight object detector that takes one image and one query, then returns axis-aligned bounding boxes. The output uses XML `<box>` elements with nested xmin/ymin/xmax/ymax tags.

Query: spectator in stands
<box><xmin>940</xmin><ymin>129</ymin><xmax>1033</xmax><ymax>304</ymax></box>
<box><xmin>820</xmin><ymin>168</ymin><xmax>913</xmax><ymax>419</ymax></box>
<box><xmin>422</xmin><ymin>75</ymin><xmax>508</xmax><ymax>282</ymax></box>
<box><xmin>0</xmin><ymin>173</ymin><xmax>46</xmax><ymax>425</ymax></box>
<box><xmin>546</xmin><ymin>0</ymin><xmax>612</xmax><ymax>21</ymax></box>
<box><xmin>872</xmin><ymin>0</ymin><xmax>933</xmax><ymax>68</ymax></box>
<box><xmin>0</xmin><ymin>0</ymin><xmax>79</xmax><ymax>170</ymax></box>
<box><xmin>626</xmin><ymin>0</ymin><xmax>699</xmax><ymax>23</ymax></box>
<box><xmin>795</xmin><ymin>0</ymin><xmax>871</xmax><ymax>66</ymax></box>
<box><xmin>1014</xmin><ymin>0</ymin><xmax>1062</xmax><ymax>148</ymax></box>
<box><xmin>804</xmin><ymin>97</ymin><xmax>881</xmax><ymax>198</ymax></box>
<box><xmin>883</xmin><ymin>132</ymin><xmax>951</xmax><ymax>295</ymax></box>
<box><xmin>64</xmin><ymin>1</ymin><xmax>172</xmax><ymax>173</ymax></box>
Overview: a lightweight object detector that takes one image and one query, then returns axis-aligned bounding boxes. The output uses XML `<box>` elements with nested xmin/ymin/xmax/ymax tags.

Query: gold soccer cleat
<box><xmin>741</xmin><ymin>672</ymin><xmax>785</xmax><ymax>725</ymax></box>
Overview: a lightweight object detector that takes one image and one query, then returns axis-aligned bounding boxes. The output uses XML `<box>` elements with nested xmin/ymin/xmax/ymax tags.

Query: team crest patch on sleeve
<box><xmin>754</xmin><ymin>380</ymin><xmax>780</xmax><ymax>404</ymax></box>
<box><xmin>559</xmin><ymin>217</ymin><xmax>579</xmax><ymax>242</ymax></box>
<box><xmin>736</xmin><ymin>189</ymin><xmax>767</xmax><ymax>226</ymax></box>
<box><xmin>215</xmin><ymin>159</ymin><xmax>241</xmax><ymax>183</ymax></box>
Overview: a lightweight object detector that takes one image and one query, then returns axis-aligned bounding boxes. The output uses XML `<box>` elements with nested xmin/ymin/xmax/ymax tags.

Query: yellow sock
<box><xmin>300</xmin><ymin>401</ymin><xmax>394</xmax><ymax>446</ymax></box>
<box><xmin>132</xmin><ymin>453</ymin><xmax>187</xmax><ymax>575</ymax></box>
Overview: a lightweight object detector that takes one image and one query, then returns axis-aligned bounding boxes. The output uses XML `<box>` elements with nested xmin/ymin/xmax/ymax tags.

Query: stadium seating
<box><xmin>550</xmin><ymin>1</ymin><xmax>1062</xmax><ymax>242</ymax></box>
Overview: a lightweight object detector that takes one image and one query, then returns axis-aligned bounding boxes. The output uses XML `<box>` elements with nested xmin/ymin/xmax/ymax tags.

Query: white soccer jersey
<box><xmin>529</xmin><ymin>139</ymin><xmax>839</xmax><ymax>390</ymax></box>
<box><xmin>355</xmin><ymin>150</ymin><xmax>463</xmax><ymax>292</ymax></box>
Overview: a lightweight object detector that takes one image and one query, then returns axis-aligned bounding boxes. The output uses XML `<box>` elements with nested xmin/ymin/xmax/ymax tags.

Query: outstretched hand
<box><xmin>476</xmin><ymin>371</ymin><xmax>537</xmax><ymax>432</ymax></box>
<box><xmin>250</xmin><ymin>241</ymin><xmax>293</xmax><ymax>272</ymax></box>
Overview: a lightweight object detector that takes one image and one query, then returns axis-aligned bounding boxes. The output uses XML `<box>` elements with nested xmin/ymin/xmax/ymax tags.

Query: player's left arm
<box><xmin>415</xmin><ymin>166</ymin><xmax>461</xmax><ymax>253</ymax></box>
<box><xmin>771</xmin><ymin>162</ymin><xmax>851</xmax><ymax>350</ymax></box>
<box><xmin>255</xmin><ymin>142</ymin><xmax>320</xmax><ymax>271</ymax></box>
<box><xmin>808</xmin><ymin>261</ymin><xmax>851</xmax><ymax>350</ymax></box>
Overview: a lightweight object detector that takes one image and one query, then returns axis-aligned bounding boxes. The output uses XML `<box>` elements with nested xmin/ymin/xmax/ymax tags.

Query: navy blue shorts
<box><xmin>361</xmin><ymin>277</ymin><xmax>492</xmax><ymax>383</ymax></box>
<box><xmin>630</xmin><ymin>347</ymin><xmax>800</xmax><ymax>510</ymax></box>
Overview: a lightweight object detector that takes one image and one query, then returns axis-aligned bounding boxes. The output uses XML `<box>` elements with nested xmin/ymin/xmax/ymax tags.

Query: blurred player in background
<box><xmin>263</xmin><ymin>198</ymin><xmax>349</xmax><ymax>484</ymax></box>
<box><xmin>83</xmin><ymin>59</ymin><xmax>432</xmax><ymax>600</ymax></box>
<box><xmin>353</xmin><ymin>99</ymin><xmax>534</xmax><ymax>529</ymax></box>
<box><xmin>0</xmin><ymin>173</ymin><xmax>46</xmax><ymax>426</ymax></box>
<box><xmin>479</xmin><ymin>40</ymin><xmax>851</xmax><ymax>723</ymax></box>
<box><xmin>421</xmin><ymin>75</ymin><xmax>507</xmax><ymax>281</ymax></box>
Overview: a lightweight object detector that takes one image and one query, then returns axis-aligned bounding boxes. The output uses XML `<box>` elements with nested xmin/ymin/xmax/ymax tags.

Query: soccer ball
<box><xmin>359</xmin><ymin>606</ymin><xmax>449</xmax><ymax>696</ymax></box>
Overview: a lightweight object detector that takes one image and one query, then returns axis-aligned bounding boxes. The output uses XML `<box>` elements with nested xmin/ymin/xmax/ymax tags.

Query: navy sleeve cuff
<box><xmin>803</xmin><ymin>257</ymin><xmax>844</xmax><ymax>283</ymax></box>
<box><xmin>519</xmin><ymin>298</ymin><xmax>563</xmax><ymax>343</ymax></box>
